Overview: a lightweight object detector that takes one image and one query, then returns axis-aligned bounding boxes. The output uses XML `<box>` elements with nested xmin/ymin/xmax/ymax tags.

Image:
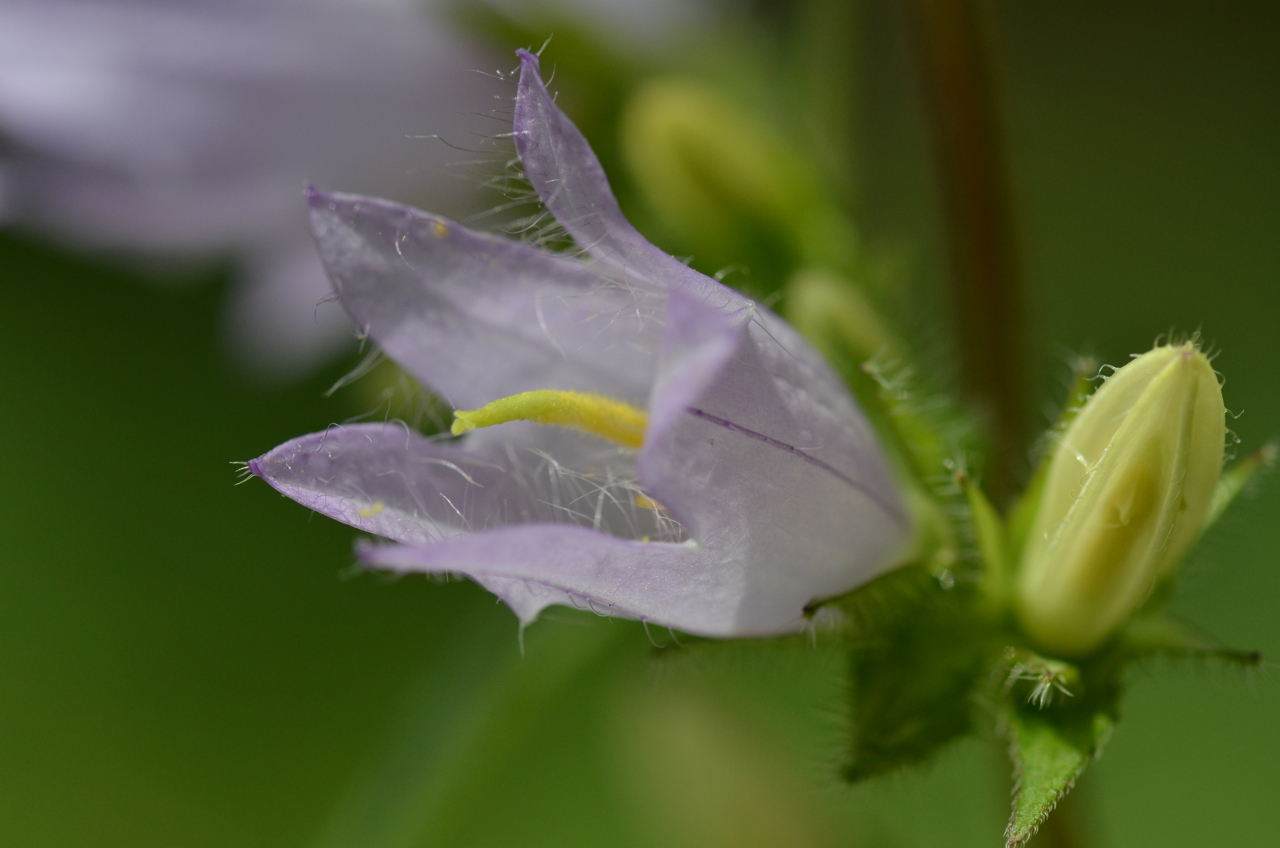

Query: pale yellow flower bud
<box><xmin>1016</xmin><ymin>343</ymin><xmax>1225</xmax><ymax>657</ymax></box>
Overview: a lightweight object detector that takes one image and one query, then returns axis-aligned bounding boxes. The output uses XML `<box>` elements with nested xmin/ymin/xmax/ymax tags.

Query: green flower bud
<box><xmin>1016</xmin><ymin>343</ymin><xmax>1225</xmax><ymax>657</ymax></box>
<box><xmin>619</xmin><ymin>78</ymin><xmax>856</xmax><ymax>286</ymax></box>
<box><xmin>785</xmin><ymin>268</ymin><xmax>899</xmax><ymax>364</ymax></box>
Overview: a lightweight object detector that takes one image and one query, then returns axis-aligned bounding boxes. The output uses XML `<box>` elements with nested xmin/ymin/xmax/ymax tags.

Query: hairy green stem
<box><xmin>906</xmin><ymin>0</ymin><xmax>1028</xmax><ymax>504</ymax></box>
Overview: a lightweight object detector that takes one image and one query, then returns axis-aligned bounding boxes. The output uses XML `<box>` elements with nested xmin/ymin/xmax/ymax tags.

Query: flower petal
<box><xmin>513</xmin><ymin>49</ymin><xmax>714</xmax><ymax>297</ymax></box>
<box><xmin>358</xmin><ymin>525</ymin><xmax>769</xmax><ymax>637</ymax></box>
<box><xmin>307</xmin><ymin>187</ymin><xmax>666</xmax><ymax>410</ymax></box>
<box><xmin>251</xmin><ymin>423</ymin><xmax>485</xmax><ymax>544</ymax></box>
<box><xmin>249</xmin><ymin>423</ymin><xmax>681</xmax><ymax>545</ymax></box>
<box><xmin>638</xmin><ymin>291</ymin><xmax>912</xmax><ymax>625</ymax></box>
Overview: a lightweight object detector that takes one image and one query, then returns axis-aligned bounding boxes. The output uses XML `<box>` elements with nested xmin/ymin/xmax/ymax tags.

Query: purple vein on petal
<box><xmin>684</xmin><ymin>408</ymin><xmax>909</xmax><ymax>527</ymax></box>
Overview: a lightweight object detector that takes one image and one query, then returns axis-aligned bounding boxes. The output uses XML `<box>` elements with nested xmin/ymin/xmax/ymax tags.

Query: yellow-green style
<box><xmin>452</xmin><ymin>390</ymin><xmax>648</xmax><ymax>450</ymax></box>
<box><xmin>1016</xmin><ymin>344</ymin><xmax>1225</xmax><ymax>657</ymax></box>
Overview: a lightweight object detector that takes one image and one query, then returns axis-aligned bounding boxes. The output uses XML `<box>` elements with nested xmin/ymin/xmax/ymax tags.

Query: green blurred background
<box><xmin>1</xmin><ymin>2</ymin><xmax>1275</xmax><ymax>846</ymax></box>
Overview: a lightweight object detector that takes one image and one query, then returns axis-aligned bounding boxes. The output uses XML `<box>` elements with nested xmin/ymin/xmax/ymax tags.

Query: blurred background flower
<box><xmin>0</xmin><ymin>2</ymin><xmax>1276</xmax><ymax>847</ymax></box>
<box><xmin>0</xmin><ymin>0</ymin><xmax>518</xmax><ymax>376</ymax></box>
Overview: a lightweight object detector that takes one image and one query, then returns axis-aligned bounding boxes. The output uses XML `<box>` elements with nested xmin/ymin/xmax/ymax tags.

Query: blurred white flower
<box><xmin>0</xmin><ymin>0</ymin><xmax>506</xmax><ymax>377</ymax></box>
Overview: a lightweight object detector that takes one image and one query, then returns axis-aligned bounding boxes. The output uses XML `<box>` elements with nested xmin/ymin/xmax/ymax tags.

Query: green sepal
<box><xmin>1115</xmin><ymin>614</ymin><xmax>1263</xmax><ymax>668</ymax></box>
<box><xmin>1204</xmin><ymin>441</ymin><xmax>1276</xmax><ymax>529</ymax></box>
<box><xmin>1003</xmin><ymin>704</ymin><xmax>1114</xmax><ymax>848</ymax></box>
<box><xmin>801</xmin><ymin>306</ymin><xmax>939</xmax><ymax>486</ymax></box>
<box><xmin>847</xmin><ymin>359</ymin><xmax>968</xmax><ymax>579</ymax></box>
<box><xmin>1126</xmin><ymin>440</ymin><xmax>1273</xmax><ymax>626</ymax></box>
<box><xmin>859</xmin><ymin>358</ymin><xmax>956</xmax><ymax>486</ymax></box>
<box><xmin>822</xmin><ymin>564</ymin><xmax>944</xmax><ymax>640</ymax></box>
<box><xmin>1004</xmin><ymin>462</ymin><xmax>1046</xmax><ymax>572</ymax></box>
<box><xmin>1006</xmin><ymin>359</ymin><xmax>1096</xmax><ymax>564</ymax></box>
<box><xmin>844</xmin><ymin>598</ymin><xmax>985</xmax><ymax>781</ymax></box>
<box><xmin>957</xmin><ymin>472</ymin><xmax>1010</xmax><ymax>610</ymax></box>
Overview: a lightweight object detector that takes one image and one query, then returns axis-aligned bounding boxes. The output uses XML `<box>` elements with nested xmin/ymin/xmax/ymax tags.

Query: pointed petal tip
<box><xmin>515</xmin><ymin>48</ymin><xmax>540</xmax><ymax>74</ymax></box>
<box><xmin>304</xmin><ymin>184</ymin><xmax>332</xmax><ymax>208</ymax></box>
<box><xmin>247</xmin><ymin>457</ymin><xmax>265</xmax><ymax>478</ymax></box>
<box><xmin>513</xmin><ymin>49</ymin><xmax>546</xmax><ymax>143</ymax></box>
<box><xmin>515</xmin><ymin>50</ymin><xmax>543</xmax><ymax>113</ymax></box>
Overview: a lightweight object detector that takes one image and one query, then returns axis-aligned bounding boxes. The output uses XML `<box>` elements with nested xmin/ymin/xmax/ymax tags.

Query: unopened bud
<box><xmin>785</xmin><ymin>268</ymin><xmax>899</xmax><ymax>364</ymax></box>
<box><xmin>1016</xmin><ymin>343</ymin><xmax>1225</xmax><ymax>657</ymax></box>
<box><xmin>620</xmin><ymin>78</ymin><xmax>855</xmax><ymax>282</ymax></box>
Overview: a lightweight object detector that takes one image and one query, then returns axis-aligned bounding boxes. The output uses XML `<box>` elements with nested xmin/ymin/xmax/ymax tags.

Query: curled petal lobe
<box><xmin>639</xmin><ymin>293</ymin><xmax>910</xmax><ymax>632</ymax></box>
<box><xmin>513</xmin><ymin>49</ymin><xmax>715</xmax><ymax>296</ymax></box>
<box><xmin>307</xmin><ymin>187</ymin><xmax>664</xmax><ymax>410</ymax></box>
<box><xmin>359</xmin><ymin>526</ymin><xmax>755</xmax><ymax>637</ymax></box>
<box><xmin>644</xmin><ymin>290</ymin><xmax>747</xmax><ymax>458</ymax></box>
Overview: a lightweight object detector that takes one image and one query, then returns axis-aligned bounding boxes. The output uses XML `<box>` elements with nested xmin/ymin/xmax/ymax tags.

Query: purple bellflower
<box><xmin>250</xmin><ymin>51</ymin><xmax>912</xmax><ymax>637</ymax></box>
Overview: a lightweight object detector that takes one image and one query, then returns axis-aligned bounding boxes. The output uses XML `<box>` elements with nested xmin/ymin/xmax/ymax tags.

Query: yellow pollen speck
<box><xmin>431</xmin><ymin>220</ymin><xmax>448</xmax><ymax>238</ymax></box>
<box><xmin>634</xmin><ymin>495</ymin><xmax>666</xmax><ymax>512</ymax></box>
<box><xmin>358</xmin><ymin>501</ymin><xmax>385</xmax><ymax>518</ymax></box>
<box><xmin>451</xmin><ymin>389</ymin><xmax>647</xmax><ymax>449</ymax></box>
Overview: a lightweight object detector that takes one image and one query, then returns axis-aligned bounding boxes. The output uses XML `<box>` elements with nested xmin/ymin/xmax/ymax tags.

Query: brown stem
<box><xmin>905</xmin><ymin>0</ymin><xmax>1027</xmax><ymax>504</ymax></box>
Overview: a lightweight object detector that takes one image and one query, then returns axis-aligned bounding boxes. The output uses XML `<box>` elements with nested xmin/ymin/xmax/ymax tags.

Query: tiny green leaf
<box><xmin>1004</xmin><ymin>707</ymin><xmax>1113</xmax><ymax>848</ymax></box>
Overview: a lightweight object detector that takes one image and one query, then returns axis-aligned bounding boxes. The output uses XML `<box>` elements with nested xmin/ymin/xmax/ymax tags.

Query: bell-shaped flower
<box><xmin>249</xmin><ymin>51</ymin><xmax>912</xmax><ymax>637</ymax></box>
<box><xmin>1016</xmin><ymin>343</ymin><xmax>1226</xmax><ymax>656</ymax></box>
